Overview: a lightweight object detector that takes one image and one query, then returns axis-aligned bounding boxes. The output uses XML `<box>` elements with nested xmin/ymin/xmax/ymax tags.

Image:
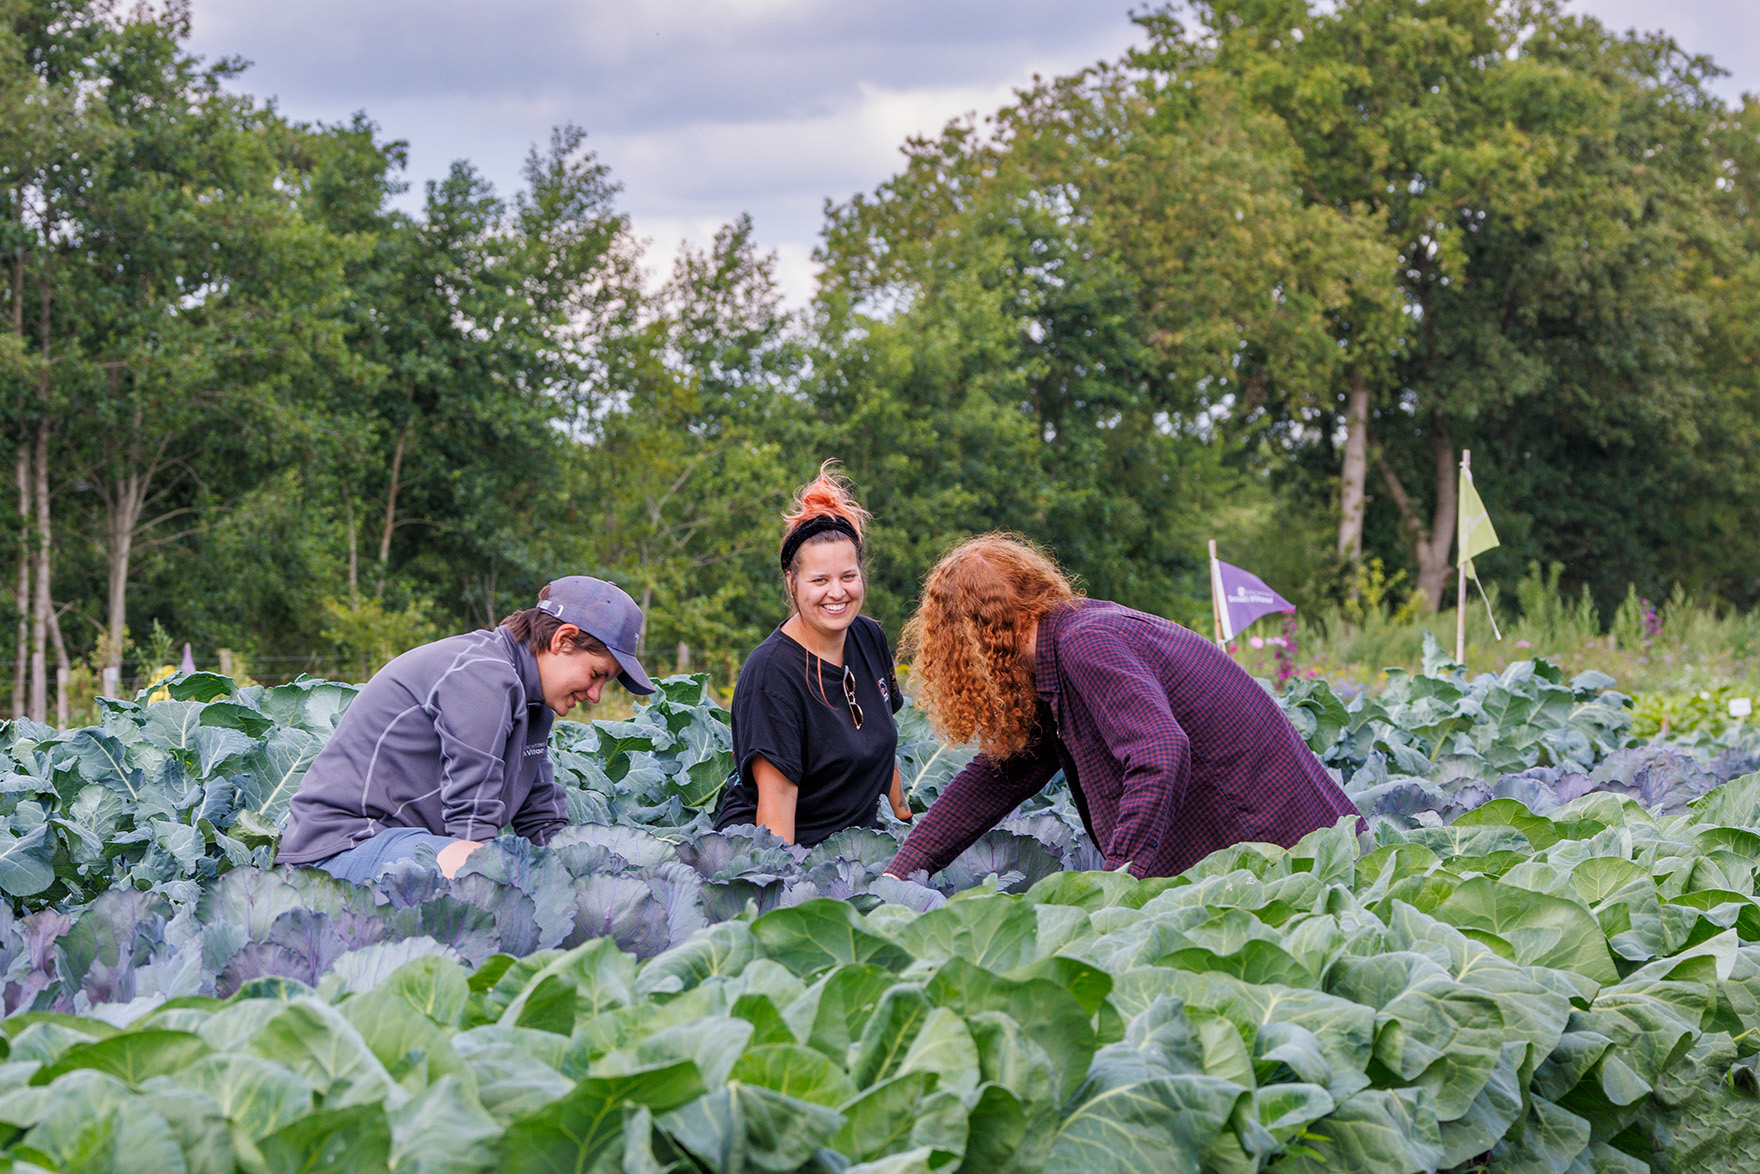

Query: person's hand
<box><xmin>889</xmin><ymin>794</ymin><xmax>913</xmax><ymax>822</ymax></box>
<box><xmin>437</xmin><ymin>839</ymin><xmax>483</xmax><ymax>878</ymax></box>
<box><xmin>881</xmin><ymin>872</ymin><xmax>904</xmax><ymax>881</ymax></box>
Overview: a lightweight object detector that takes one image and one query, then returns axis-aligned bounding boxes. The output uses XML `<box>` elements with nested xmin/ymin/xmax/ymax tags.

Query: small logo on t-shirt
<box><xmin>523</xmin><ymin>742</ymin><xmax>547</xmax><ymax>758</ymax></box>
<box><xmin>877</xmin><ymin>678</ymin><xmax>890</xmax><ymax>706</ymax></box>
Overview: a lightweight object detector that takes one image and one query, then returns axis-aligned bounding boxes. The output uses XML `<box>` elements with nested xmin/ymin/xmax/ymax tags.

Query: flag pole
<box><xmin>1456</xmin><ymin>449</ymin><xmax>1470</xmax><ymax>663</ymax></box>
<box><xmin>1208</xmin><ymin>539</ymin><xmax>1226</xmax><ymax>650</ymax></box>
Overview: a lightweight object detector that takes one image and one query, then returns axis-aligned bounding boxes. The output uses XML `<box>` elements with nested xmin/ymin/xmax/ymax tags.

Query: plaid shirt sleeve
<box><xmin>1061</xmin><ymin>628</ymin><xmax>1189</xmax><ymax>876</ymax></box>
<box><xmin>886</xmin><ymin>735</ymin><xmax>1062</xmax><ymax>878</ymax></box>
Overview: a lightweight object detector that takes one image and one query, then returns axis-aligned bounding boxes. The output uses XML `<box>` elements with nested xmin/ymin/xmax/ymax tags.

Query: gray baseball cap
<box><xmin>536</xmin><ymin>576</ymin><xmax>656</xmax><ymax>695</ymax></box>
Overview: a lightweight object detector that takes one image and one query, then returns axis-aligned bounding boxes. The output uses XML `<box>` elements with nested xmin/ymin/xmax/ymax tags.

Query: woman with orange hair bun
<box><xmin>712</xmin><ymin>462</ymin><xmax>913</xmax><ymax>845</ymax></box>
<box><xmin>885</xmin><ymin>534</ymin><xmax>1362</xmax><ymax>881</ymax></box>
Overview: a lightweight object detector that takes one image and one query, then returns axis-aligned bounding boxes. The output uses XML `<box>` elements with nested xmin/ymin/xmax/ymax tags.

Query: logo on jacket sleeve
<box><xmin>523</xmin><ymin>741</ymin><xmax>547</xmax><ymax>758</ymax></box>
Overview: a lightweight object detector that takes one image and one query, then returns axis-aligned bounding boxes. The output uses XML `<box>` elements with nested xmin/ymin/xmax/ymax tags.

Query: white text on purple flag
<box><xmin>1213</xmin><ymin>560</ymin><xmax>1295</xmax><ymax>641</ymax></box>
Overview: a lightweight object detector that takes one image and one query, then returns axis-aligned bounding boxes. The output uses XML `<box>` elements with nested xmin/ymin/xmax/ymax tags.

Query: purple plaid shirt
<box><xmin>888</xmin><ymin>599</ymin><xmax>1364</xmax><ymax>880</ymax></box>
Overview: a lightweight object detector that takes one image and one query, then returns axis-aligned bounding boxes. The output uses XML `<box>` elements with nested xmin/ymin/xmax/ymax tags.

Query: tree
<box><xmin>60</xmin><ymin>6</ymin><xmax>355</xmax><ymax>694</ymax></box>
<box><xmin>570</xmin><ymin>215</ymin><xmax>806</xmax><ymax>675</ymax></box>
<box><xmin>1137</xmin><ymin>0</ymin><xmax>1732</xmax><ymax>608</ymax></box>
<box><xmin>813</xmin><ymin>65</ymin><xmax>1385</xmax><ymax>625</ymax></box>
<box><xmin>0</xmin><ymin>0</ymin><xmax>128</xmax><ymax>720</ymax></box>
<box><xmin>311</xmin><ymin>125</ymin><xmax>640</xmax><ymax>630</ymax></box>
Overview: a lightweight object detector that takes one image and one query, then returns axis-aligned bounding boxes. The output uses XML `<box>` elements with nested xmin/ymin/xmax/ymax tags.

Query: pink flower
<box><xmin>1515</xmin><ymin>640</ymin><xmax>1532</xmax><ymax>649</ymax></box>
<box><xmin>1269</xmin><ymin>636</ymin><xmax>1287</xmax><ymax>648</ymax></box>
<box><xmin>1249</xmin><ymin>636</ymin><xmax>1264</xmax><ymax>649</ymax></box>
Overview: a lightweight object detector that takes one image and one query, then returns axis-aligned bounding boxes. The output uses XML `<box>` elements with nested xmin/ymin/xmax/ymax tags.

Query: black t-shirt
<box><xmin>713</xmin><ymin>614</ymin><xmax>904</xmax><ymax>847</ymax></box>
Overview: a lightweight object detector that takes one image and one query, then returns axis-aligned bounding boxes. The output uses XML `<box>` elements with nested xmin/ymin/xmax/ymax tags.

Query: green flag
<box><xmin>1458</xmin><ymin>466</ymin><xmax>1499</xmax><ymax>577</ymax></box>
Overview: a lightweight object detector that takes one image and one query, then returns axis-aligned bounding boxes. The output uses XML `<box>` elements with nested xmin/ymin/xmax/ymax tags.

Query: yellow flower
<box><xmin>146</xmin><ymin>664</ymin><xmax>177</xmax><ymax>704</ymax></box>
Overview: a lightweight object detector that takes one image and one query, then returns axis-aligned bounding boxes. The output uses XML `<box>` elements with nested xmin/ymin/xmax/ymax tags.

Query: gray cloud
<box><xmin>186</xmin><ymin>1</ymin><xmax>1759</xmax><ymax>303</ymax></box>
<box><xmin>1578</xmin><ymin>0</ymin><xmax>1759</xmax><ymax>99</ymax></box>
<box><xmin>195</xmin><ymin>0</ymin><xmax>1143</xmax><ymax>131</ymax></box>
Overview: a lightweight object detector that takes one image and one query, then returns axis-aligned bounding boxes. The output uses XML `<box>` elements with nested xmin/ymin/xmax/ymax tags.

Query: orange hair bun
<box><xmin>784</xmin><ymin>459</ymin><xmax>871</xmax><ymax>540</ymax></box>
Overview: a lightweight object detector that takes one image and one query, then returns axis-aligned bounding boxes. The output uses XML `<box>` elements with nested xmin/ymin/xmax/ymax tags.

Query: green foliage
<box><xmin>134</xmin><ymin>624</ymin><xmax>177</xmax><ymax>681</ymax></box>
<box><xmin>8</xmin><ymin>0</ymin><xmax>1760</xmax><ymax>699</ymax></box>
<box><xmin>1339</xmin><ymin>560</ymin><xmax>1427</xmax><ymax>630</ymax></box>
<box><xmin>0</xmin><ymin>673</ymin><xmax>352</xmax><ymax>909</ymax></box>
<box><xmin>1128</xmin><ymin>0</ymin><xmax>1760</xmax><ymax>612</ymax></box>
<box><xmin>5</xmin><ymin>650</ymin><xmax>1760</xmax><ymax>1169</ymax></box>
<box><xmin>813</xmin><ymin>61</ymin><xmax>1392</xmax><ymax>629</ymax></box>
<box><xmin>5</xmin><ymin>8</ymin><xmax>1760</xmax><ymax>1168</ymax></box>
<box><xmin>1631</xmin><ymin>686</ymin><xmax>1759</xmax><ymax>743</ymax></box>
<box><xmin>1510</xmin><ymin>562</ymin><xmax>1603</xmax><ymax>656</ymax></box>
<box><xmin>9</xmin><ymin>791</ymin><xmax>1760</xmax><ymax>1170</ymax></box>
<box><xmin>320</xmin><ymin>596</ymin><xmax>440</xmax><ymax>681</ymax></box>
<box><xmin>566</xmin><ymin>215</ymin><xmax>807</xmax><ymax>676</ymax></box>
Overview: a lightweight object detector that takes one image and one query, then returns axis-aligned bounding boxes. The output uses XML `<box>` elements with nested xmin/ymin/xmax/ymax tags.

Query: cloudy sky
<box><xmin>187</xmin><ymin>0</ymin><xmax>1760</xmax><ymax>304</ymax></box>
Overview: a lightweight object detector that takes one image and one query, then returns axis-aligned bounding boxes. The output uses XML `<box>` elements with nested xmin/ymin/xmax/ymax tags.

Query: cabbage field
<box><xmin>1</xmin><ymin>642</ymin><xmax>1760</xmax><ymax>1172</ymax></box>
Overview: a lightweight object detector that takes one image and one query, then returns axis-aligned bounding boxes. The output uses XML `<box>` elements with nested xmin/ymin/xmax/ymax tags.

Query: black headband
<box><xmin>780</xmin><ymin>515</ymin><xmax>861</xmax><ymax>571</ymax></box>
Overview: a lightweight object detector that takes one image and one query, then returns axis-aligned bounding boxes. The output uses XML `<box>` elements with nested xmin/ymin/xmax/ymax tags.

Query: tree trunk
<box><xmin>1376</xmin><ymin>417</ymin><xmax>1458</xmax><ymax>613</ymax></box>
<box><xmin>375</xmin><ymin>387</ymin><xmax>416</xmax><ymax>599</ymax></box>
<box><xmin>12</xmin><ymin>446</ymin><xmax>27</xmax><ymax>721</ymax></box>
<box><xmin>1336</xmin><ymin>371</ymin><xmax>1370</xmax><ymax>561</ymax></box>
<box><xmin>1414</xmin><ymin>420</ymin><xmax>1458</xmax><ymax>610</ymax></box>
<box><xmin>29</xmin><ymin>247</ymin><xmax>51</xmax><ymax>724</ymax></box>
<box><xmin>105</xmin><ymin>470</ymin><xmax>144</xmax><ymax>694</ymax></box>
<box><xmin>30</xmin><ymin>417</ymin><xmax>49</xmax><ymax>724</ymax></box>
<box><xmin>10</xmin><ymin>229</ymin><xmax>25</xmax><ymax>720</ymax></box>
<box><xmin>638</xmin><ymin>582</ymin><xmax>651</xmax><ymax>658</ymax></box>
<box><xmin>346</xmin><ymin>499</ymin><xmax>359</xmax><ymax>605</ymax></box>
<box><xmin>46</xmin><ymin>603</ymin><xmax>68</xmax><ymax>728</ymax></box>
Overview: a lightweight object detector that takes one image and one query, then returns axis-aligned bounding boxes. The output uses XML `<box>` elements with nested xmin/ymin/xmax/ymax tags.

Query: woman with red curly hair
<box><xmin>885</xmin><ymin>534</ymin><xmax>1362</xmax><ymax>881</ymax></box>
<box><xmin>713</xmin><ymin>463</ymin><xmax>913</xmax><ymax>845</ymax></box>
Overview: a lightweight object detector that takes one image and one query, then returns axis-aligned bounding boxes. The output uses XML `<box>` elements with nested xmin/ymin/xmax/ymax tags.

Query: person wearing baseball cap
<box><xmin>276</xmin><ymin>576</ymin><xmax>654</xmax><ymax>883</ymax></box>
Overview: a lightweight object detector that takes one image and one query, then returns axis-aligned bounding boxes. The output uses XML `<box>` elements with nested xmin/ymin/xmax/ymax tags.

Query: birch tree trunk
<box><xmin>12</xmin><ymin>447</ymin><xmax>27</xmax><ymax>720</ymax></box>
<box><xmin>9</xmin><ymin>232</ymin><xmax>25</xmax><ymax>720</ymax></box>
<box><xmin>1336</xmin><ymin>371</ymin><xmax>1370</xmax><ymax>561</ymax></box>
<box><xmin>30</xmin><ymin>415</ymin><xmax>49</xmax><ymax>724</ymax></box>
<box><xmin>105</xmin><ymin>470</ymin><xmax>144</xmax><ymax>694</ymax></box>
<box><xmin>28</xmin><ymin>246</ymin><xmax>51</xmax><ymax>724</ymax></box>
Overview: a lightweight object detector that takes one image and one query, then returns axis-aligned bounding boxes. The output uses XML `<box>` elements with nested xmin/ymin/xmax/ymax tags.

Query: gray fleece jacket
<box><xmin>276</xmin><ymin>627</ymin><xmax>566</xmax><ymax>864</ymax></box>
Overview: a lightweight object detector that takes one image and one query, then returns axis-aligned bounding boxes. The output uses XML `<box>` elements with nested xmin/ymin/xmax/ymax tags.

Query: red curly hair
<box><xmin>901</xmin><ymin>534</ymin><xmax>1080</xmax><ymax>759</ymax></box>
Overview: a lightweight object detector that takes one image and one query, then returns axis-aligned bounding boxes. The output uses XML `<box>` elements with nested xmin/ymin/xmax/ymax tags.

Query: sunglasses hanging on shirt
<box><xmin>842</xmin><ymin>665</ymin><xmax>864</xmax><ymax>731</ymax></box>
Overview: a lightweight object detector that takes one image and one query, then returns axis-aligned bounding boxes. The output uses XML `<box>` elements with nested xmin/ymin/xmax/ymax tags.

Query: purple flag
<box><xmin>1211</xmin><ymin>559</ymin><xmax>1295</xmax><ymax>641</ymax></box>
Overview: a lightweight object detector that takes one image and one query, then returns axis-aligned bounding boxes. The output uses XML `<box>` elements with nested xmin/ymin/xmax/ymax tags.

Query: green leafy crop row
<box><xmin>2</xmin><ymin>649</ymin><xmax>1760</xmax><ymax>1171</ymax></box>
<box><xmin>10</xmin><ymin>783</ymin><xmax>1760</xmax><ymax>1172</ymax></box>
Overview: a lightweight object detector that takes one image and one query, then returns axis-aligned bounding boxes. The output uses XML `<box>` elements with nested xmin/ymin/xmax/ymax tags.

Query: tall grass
<box><xmin>1229</xmin><ymin>561</ymin><xmax>1760</xmax><ymax>696</ymax></box>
